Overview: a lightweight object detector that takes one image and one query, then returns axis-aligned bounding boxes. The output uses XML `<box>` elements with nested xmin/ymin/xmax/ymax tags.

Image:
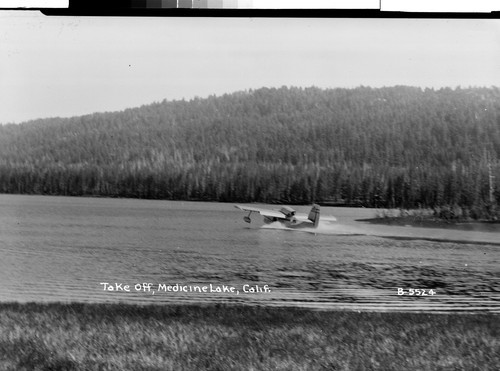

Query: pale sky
<box><xmin>1</xmin><ymin>11</ymin><xmax>500</xmax><ymax>124</ymax></box>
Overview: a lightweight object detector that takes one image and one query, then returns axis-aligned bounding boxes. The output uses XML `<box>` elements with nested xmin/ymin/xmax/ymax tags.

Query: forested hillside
<box><xmin>1</xmin><ymin>86</ymin><xmax>499</xmax><ymax>215</ymax></box>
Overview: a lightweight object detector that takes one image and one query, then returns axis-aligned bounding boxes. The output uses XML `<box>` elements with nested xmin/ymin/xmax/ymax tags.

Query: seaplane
<box><xmin>234</xmin><ymin>204</ymin><xmax>323</xmax><ymax>229</ymax></box>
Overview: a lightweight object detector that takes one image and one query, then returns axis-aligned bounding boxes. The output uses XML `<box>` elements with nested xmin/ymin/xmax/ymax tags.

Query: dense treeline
<box><xmin>0</xmin><ymin>86</ymin><xmax>499</xmax><ymax>216</ymax></box>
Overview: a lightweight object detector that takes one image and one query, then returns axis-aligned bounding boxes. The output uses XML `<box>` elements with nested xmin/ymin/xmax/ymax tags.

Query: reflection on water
<box><xmin>0</xmin><ymin>195</ymin><xmax>498</xmax><ymax>313</ymax></box>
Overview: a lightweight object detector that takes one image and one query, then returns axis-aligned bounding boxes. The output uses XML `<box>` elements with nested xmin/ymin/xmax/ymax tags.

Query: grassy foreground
<box><xmin>0</xmin><ymin>303</ymin><xmax>498</xmax><ymax>371</ymax></box>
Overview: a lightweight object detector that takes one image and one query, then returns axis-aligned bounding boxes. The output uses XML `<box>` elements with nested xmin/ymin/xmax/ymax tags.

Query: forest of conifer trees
<box><xmin>0</xmin><ymin>86</ymin><xmax>499</xmax><ymax>219</ymax></box>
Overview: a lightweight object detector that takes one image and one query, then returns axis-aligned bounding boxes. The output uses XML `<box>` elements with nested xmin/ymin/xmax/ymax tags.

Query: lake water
<box><xmin>0</xmin><ymin>195</ymin><xmax>498</xmax><ymax>313</ymax></box>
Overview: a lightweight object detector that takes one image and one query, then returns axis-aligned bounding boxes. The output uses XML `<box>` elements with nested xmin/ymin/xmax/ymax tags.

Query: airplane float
<box><xmin>234</xmin><ymin>204</ymin><xmax>323</xmax><ymax>229</ymax></box>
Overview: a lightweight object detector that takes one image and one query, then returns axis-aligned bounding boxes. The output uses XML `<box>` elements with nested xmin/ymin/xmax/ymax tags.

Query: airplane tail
<box><xmin>307</xmin><ymin>204</ymin><xmax>320</xmax><ymax>228</ymax></box>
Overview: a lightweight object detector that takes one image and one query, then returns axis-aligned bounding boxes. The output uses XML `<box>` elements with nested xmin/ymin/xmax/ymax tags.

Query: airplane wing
<box><xmin>234</xmin><ymin>205</ymin><xmax>286</xmax><ymax>219</ymax></box>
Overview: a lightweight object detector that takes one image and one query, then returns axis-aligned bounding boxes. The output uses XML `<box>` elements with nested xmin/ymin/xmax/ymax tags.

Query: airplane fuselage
<box><xmin>282</xmin><ymin>219</ymin><xmax>315</xmax><ymax>229</ymax></box>
<box><xmin>235</xmin><ymin>204</ymin><xmax>321</xmax><ymax>229</ymax></box>
<box><xmin>263</xmin><ymin>215</ymin><xmax>315</xmax><ymax>229</ymax></box>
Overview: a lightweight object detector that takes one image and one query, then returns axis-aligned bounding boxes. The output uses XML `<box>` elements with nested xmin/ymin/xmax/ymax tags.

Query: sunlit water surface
<box><xmin>0</xmin><ymin>195</ymin><xmax>498</xmax><ymax>313</ymax></box>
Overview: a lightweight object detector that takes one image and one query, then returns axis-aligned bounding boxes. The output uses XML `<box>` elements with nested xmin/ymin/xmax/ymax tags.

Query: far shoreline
<box><xmin>2</xmin><ymin>192</ymin><xmax>500</xmax><ymax>232</ymax></box>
